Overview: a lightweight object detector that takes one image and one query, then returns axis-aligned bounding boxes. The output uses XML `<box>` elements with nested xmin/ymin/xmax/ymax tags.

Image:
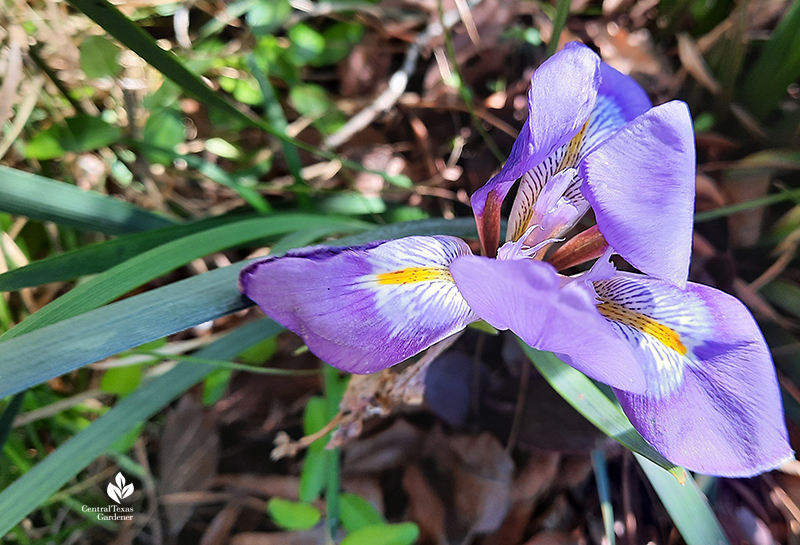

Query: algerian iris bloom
<box><xmin>239</xmin><ymin>43</ymin><xmax>792</xmax><ymax>476</ymax></box>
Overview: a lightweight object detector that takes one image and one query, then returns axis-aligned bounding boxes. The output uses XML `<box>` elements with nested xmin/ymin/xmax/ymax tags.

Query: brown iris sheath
<box><xmin>480</xmin><ymin>187</ymin><xmax>503</xmax><ymax>258</ymax></box>
<box><xmin>547</xmin><ymin>225</ymin><xmax>609</xmax><ymax>271</ymax></box>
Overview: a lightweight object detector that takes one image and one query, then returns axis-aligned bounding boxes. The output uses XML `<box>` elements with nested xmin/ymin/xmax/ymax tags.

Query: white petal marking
<box><xmin>357</xmin><ymin>236</ymin><xmax>477</xmax><ymax>339</ymax></box>
<box><xmin>593</xmin><ymin>274</ymin><xmax>713</xmax><ymax>398</ymax></box>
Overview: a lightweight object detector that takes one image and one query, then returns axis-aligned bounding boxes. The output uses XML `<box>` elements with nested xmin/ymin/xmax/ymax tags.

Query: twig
<box><xmin>271</xmin><ymin>411</ymin><xmax>346</xmax><ymax>459</ymax></box>
<box><xmin>13</xmin><ymin>389</ymin><xmax>110</xmax><ymax>428</ymax></box>
<box><xmin>135</xmin><ymin>438</ymin><xmax>164</xmax><ymax>545</ymax></box>
<box><xmin>322</xmin><ymin>0</ymin><xmax>482</xmax><ymax>150</ymax></box>
<box><xmin>0</xmin><ymin>25</ymin><xmax>27</xmax><ymax>129</ymax></box>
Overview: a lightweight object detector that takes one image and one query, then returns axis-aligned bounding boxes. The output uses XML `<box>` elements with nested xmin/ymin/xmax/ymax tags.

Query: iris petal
<box><xmin>580</xmin><ymin>101</ymin><xmax>696</xmax><ymax>288</ymax></box>
<box><xmin>596</xmin><ymin>273</ymin><xmax>792</xmax><ymax>476</ymax></box>
<box><xmin>502</xmin><ymin>59</ymin><xmax>651</xmax><ymax>246</ymax></box>
<box><xmin>580</xmin><ymin>63</ymin><xmax>652</xmax><ymax>157</ymax></box>
<box><xmin>507</xmin><ymin>169</ymin><xmax>589</xmax><ymax>248</ymax></box>
<box><xmin>471</xmin><ymin>42</ymin><xmax>601</xmax><ymax>255</ymax></box>
<box><xmin>449</xmin><ymin>256</ymin><xmax>647</xmax><ymax>393</ymax></box>
<box><xmin>239</xmin><ymin>236</ymin><xmax>478</xmax><ymax>374</ymax></box>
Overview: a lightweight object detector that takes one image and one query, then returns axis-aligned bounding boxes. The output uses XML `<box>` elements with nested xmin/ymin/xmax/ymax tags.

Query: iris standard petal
<box><xmin>580</xmin><ymin>101</ymin><xmax>696</xmax><ymax>288</ymax></box>
<box><xmin>471</xmin><ymin>42</ymin><xmax>601</xmax><ymax>255</ymax></box>
<box><xmin>504</xmin><ymin>57</ymin><xmax>650</xmax><ymax>245</ymax></box>
<box><xmin>580</xmin><ymin>63</ymin><xmax>652</xmax><ymax>156</ymax></box>
<box><xmin>594</xmin><ymin>273</ymin><xmax>792</xmax><ymax>476</ymax></box>
<box><xmin>449</xmin><ymin>256</ymin><xmax>647</xmax><ymax>393</ymax></box>
<box><xmin>239</xmin><ymin>236</ymin><xmax>478</xmax><ymax>374</ymax></box>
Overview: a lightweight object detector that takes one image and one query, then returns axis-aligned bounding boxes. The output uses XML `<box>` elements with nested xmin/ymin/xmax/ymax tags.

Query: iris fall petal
<box><xmin>239</xmin><ymin>236</ymin><xmax>478</xmax><ymax>374</ymax></box>
<box><xmin>449</xmin><ymin>255</ymin><xmax>647</xmax><ymax>393</ymax></box>
<box><xmin>594</xmin><ymin>273</ymin><xmax>792</xmax><ymax>476</ymax></box>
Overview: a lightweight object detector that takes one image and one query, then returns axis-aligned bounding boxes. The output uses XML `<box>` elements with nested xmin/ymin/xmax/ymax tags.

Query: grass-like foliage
<box><xmin>1</xmin><ymin>0</ymin><xmax>800</xmax><ymax>543</ymax></box>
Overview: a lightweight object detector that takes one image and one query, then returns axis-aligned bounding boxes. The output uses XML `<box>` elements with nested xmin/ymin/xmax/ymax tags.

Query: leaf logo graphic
<box><xmin>106</xmin><ymin>472</ymin><xmax>134</xmax><ymax>504</ymax></box>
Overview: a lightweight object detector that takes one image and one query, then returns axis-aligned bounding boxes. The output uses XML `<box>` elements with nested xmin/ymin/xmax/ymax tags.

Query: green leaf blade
<box><xmin>0</xmin><ymin>320</ymin><xmax>282</xmax><ymax>536</ymax></box>
<box><xmin>0</xmin><ymin>218</ymin><xmax>479</xmax><ymax>399</ymax></box>
<box><xmin>0</xmin><ymin>165</ymin><xmax>175</xmax><ymax>234</ymax></box>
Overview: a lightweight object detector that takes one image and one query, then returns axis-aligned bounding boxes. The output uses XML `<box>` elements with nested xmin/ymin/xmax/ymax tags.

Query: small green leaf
<box><xmin>303</xmin><ymin>397</ymin><xmax>328</xmax><ymax>451</ymax></box>
<box><xmin>341</xmin><ymin>522</ymin><xmax>420</xmax><ymax>545</ymax></box>
<box><xmin>202</xmin><ymin>368</ymin><xmax>232</xmax><ymax>406</ymax></box>
<box><xmin>238</xmin><ymin>337</ymin><xmax>278</xmax><ymax>365</ymax></box>
<box><xmin>247</xmin><ymin>0</ymin><xmax>292</xmax><ymax>36</ymax></box>
<box><xmin>100</xmin><ymin>365</ymin><xmax>143</xmax><ymax>396</ymax></box>
<box><xmin>288</xmin><ymin>23</ymin><xmax>325</xmax><ymax>65</ymax></box>
<box><xmin>299</xmin><ymin>397</ymin><xmax>330</xmax><ymax>502</ymax></box>
<box><xmin>298</xmin><ymin>450</ymin><xmax>327</xmax><ymax>503</ymax></box>
<box><xmin>313</xmin><ymin>22</ymin><xmax>365</xmax><ymax>67</ymax></box>
<box><xmin>62</xmin><ymin>115</ymin><xmax>122</xmax><ymax>152</ymax></box>
<box><xmin>340</xmin><ymin>493</ymin><xmax>384</xmax><ymax>532</ymax></box>
<box><xmin>29</xmin><ymin>115</ymin><xmax>124</xmax><ymax>157</ymax></box>
<box><xmin>289</xmin><ymin>83</ymin><xmax>333</xmax><ymax>118</ymax></box>
<box><xmin>266</xmin><ymin>498</ymin><xmax>321</xmax><ymax>530</ymax></box>
<box><xmin>205</xmin><ymin>137</ymin><xmax>240</xmax><ymax>159</ymax></box>
<box><xmin>232</xmin><ymin>76</ymin><xmax>264</xmax><ymax>106</ymax></box>
<box><xmin>289</xmin><ymin>83</ymin><xmax>345</xmax><ymax>134</ymax></box>
<box><xmin>142</xmin><ymin>109</ymin><xmax>185</xmax><ymax>164</ymax></box>
<box><xmin>24</xmin><ymin>128</ymin><xmax>64</xmax><ymax>160</ymax></box>
<box><xmin>79</xmin><ymin>35</ymin><xmax>122</xmax><ymax>78</ymax></box>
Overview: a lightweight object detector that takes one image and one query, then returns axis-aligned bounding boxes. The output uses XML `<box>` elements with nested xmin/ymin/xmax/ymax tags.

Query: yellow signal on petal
<box><xmin>597</xmin><ymin>302</ymin><xmax>688</xmax><ymax>356</ymax></box>
<box><xmin>557</xmin><ymin>121</ymin><xmax>589</xmax><ymax>171</ymax></box>
<box><xmin>375</xmin><ymin>267</ymin><xmax>454</xmax><ymax>285</ymax></box>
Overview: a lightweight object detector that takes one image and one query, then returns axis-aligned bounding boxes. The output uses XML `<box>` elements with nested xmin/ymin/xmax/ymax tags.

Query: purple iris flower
<box><xmin>238</xmin><ymin>43</ymin><xmax>792</xmax><ymax>476</ymax></box>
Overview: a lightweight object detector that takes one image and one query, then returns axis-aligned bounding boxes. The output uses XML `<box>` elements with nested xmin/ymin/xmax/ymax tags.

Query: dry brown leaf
<box><xmin>229</xmin><ymin>529</ymin><xmax>326</xmax><ymax>545</ymax></box>
<box><xmin>403</xmin><ymin>465</ymin><xmax>448</xmax><ymax>545</ymax></box>
<box><xmin>214</xmin><ymin>475</ymin><xmax>301</xmax><ymax>501</ymax></box>
<box><xmin>343</xmin><ymin>419</ymin><xmax>426</xmax><ymax>474</ymax></box>
<box><xmin>585</xmin><ymin>22</ymin><xmax>670</xmax><ymax>96</ymax></box>
<box><xmin>444</xmin><ymin>433</ymin><xmax>515</xmax><ymax>534</ymax></box>
<box><xmin>677</xmin><ymin>33</ymin><xmax>721</xmax><ymax>95</ymax></box>
<box><xmin>484</xmin><ymin>452</ymin><xmax>561</xmax><ymax>545</ymax></box>
<box><xmin>159</xmin><ymin>396</ymin><xmax>220</xmax><ymax>537</ymax></box>
<box><xmin>199</xmin><ymin>502</ymin><xmax>244</xmax><ymax>545</ymax></box>
<box><xmin>696</xmin><ymin>173</ymin><xmax>727</xmax><ymax>211</ymax></box>
<box><xmin>720</xmin><ymin>167</ymin><xmax>773</xmax><ymax>248</ymax></box>
<box><xmin>523</xmin><ymin>531</ymin><xmax>584</xmax><ymax>545</ymax></box>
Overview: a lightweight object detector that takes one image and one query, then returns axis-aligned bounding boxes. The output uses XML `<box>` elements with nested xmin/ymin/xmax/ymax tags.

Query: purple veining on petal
<box><xmin>450</xmin><ymin>255</ymin><xmax>647</xmax><ymax>393</ymax></box>
<box><xmin>471</xmin><ymin>42</ymin><xmax>601</xmax><ymax>255</ymax></box>
<box><xmin>240</xmin><ymin>236</ymin><xmax>478</xmax><ymax>374</ymax></box>
<box><xmin>593</xmin><ymin>273</ymin><xmax>792</xmax><ymax>476</ymax></box>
